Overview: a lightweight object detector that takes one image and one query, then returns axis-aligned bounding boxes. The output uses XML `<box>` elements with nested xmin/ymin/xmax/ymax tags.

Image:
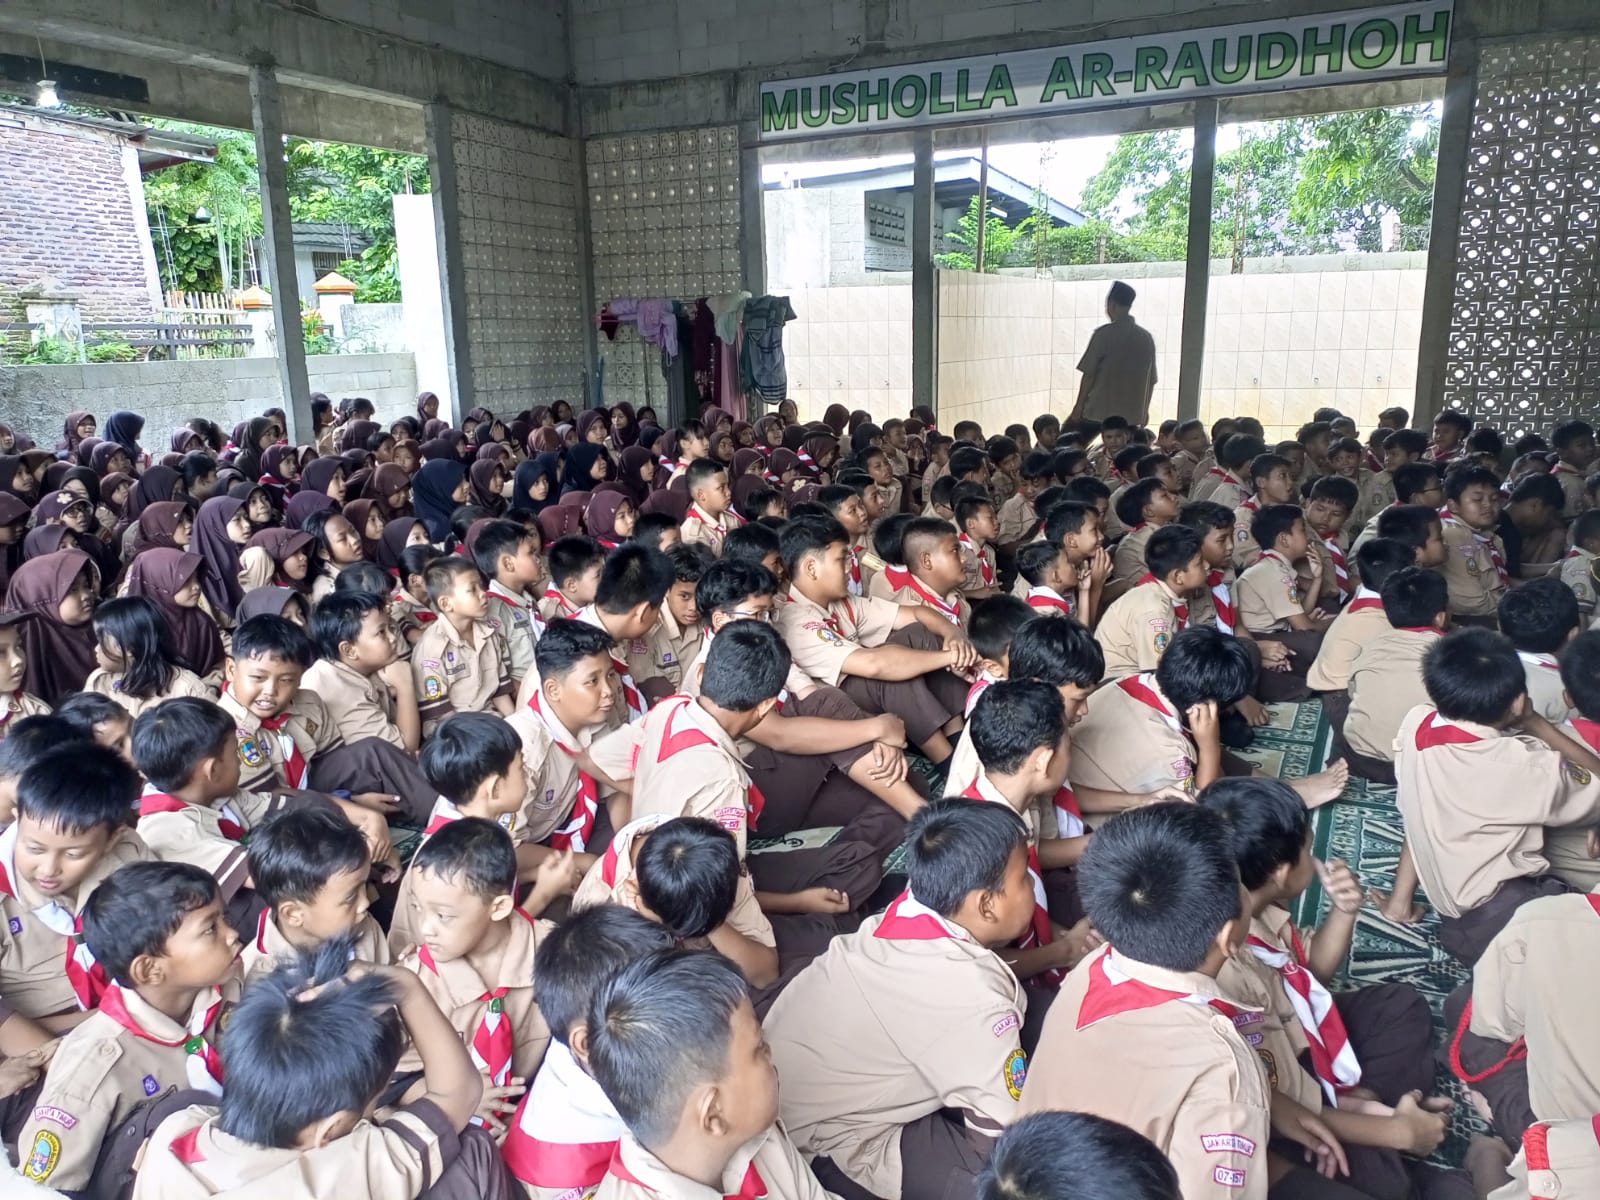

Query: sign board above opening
<box><xmin>759</xmin><ymin>2</ymin><xmax>1452</xmax><ymax>142</ymax></box>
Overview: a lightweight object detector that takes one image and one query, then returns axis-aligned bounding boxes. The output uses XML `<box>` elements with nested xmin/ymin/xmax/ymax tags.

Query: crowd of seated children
<box><xmin>5</xmin><ymin>391</ymin><xmax>1600</xmax><ymax>1199</ymax></box>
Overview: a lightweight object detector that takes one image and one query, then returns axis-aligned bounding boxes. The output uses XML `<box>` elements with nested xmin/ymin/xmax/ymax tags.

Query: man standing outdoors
<box><xmin>1069</xmin><ymin>280</ymin><xmax>1158</xmax><ymax>430</ymax></box>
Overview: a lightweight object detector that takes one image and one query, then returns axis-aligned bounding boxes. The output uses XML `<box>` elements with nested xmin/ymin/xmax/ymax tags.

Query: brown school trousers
<box><xmin>1439</xmin><ymin>874</ymin><xmax>1575</xmax><ymax>968</ymax></box>
<box><xmin>811</xmin><ymin>1109</ymin><xmax>991</xmax><ymax>1200</ymax></box>
<box><xmin>1439</xmin><ymin>980</ymin><xmax>1534</xmax><ymax>1152</ymax></box>
<box><xmin>1255</xmin><ymin>628</ymin><xmax>1327</xmax><ymax>704</ymax></box>
<box><xmin>840</xmin><ymin>625</ymin><xmax>970</xmax><ymax>746</ymax></box>
<box><xmin>309</xmin><ymin>735</ymin><xmax>437</xmax><ymax>825</ymax></box>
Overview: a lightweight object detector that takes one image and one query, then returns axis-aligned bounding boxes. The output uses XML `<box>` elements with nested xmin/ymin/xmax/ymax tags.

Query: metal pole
<box><xmin>912</xmin><ymin>129</ymin><xmax>936</xmax><ymax>419</ymax></box>
<box><xmin>975</xmin><ymin>130</ymin><xmax>989</xmax><ymax>273</ymax></box>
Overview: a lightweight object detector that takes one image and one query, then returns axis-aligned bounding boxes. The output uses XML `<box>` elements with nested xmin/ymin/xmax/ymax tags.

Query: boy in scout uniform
<box><xmin>1542</xmin><ymin>632</ymin><xmax>1600</xmax><ymax>892</ymax></box>
<box><xmin>1393</xmin><ymin>628</ymin><xmax>1600</xmax><ymax>966</ymax></box>
<box><xmin>1108</xmin><ymin>476</ymin><xmax>1179</xmax><ymax>592</ymax></box>
<box><xmin>1021</xmin><ymin>803</ymin><xmax>1317</xmax><ymax>1200</ymax></box>
<box><xmin>1549</xmin><ymin>417</ymin><xmax>1597</xmax><ymax>520</ymax></box>
<box><xmin>1438</xmin><ymin>466</ymin><xmax>1510</xmax><ymax>627</ymax></box>
<box><xmin>548</xmin><ymin>545</ymin><xmax>676</xmax><ymax>727</ymax></box>
<box><xmin>874</xmin><ymin>516</ymin><xmax>973</xmax><ymax>629</ymax></box>
<box><xmin>627</xmin><ymin>544</ymin><xmax>705</xmax><ymax>694</ymax></box>
<box><xmin>995</xmin><ymin>452</ymin><xmax>1050</xmax><ymax>556</ymax></box>
<box><xmin>474</xmin><ymin>518</ymin><xmax>547</xmax><ymax>689</ymax></box>
<box><xmin>1194</xmin><ymin>433</ymin><xmax>1265</xmax><ymax>509</ymax></box>
<box><xmin>1307</xmin><ymin>538</ymin><xmax>1415</xmax><ymax>729</ymax></box>
<box><xmin>0</xmin><ymin>743</ymin><xmax>147</xmax><ymax>1026</ymax></box>
<box><xmin>1558</xmin><ymin>509</ymin><xmax>1600</xmax><ymax>621</ymax></box>
<box><xmin>1095</xmin><ymin>525</ymin><xmax>1207</xmax><ymax>679</ymax></box>
<box><xmin>303</xmin><ymin>591</ymin><xmax>422</xmax><ymax>755</ymax></box>
<box><xmin>413</xmin><ymin>556</ymin><xmax>515</xmax><ymax>738</ymax></box>
<box><xmin>132</xmin><ymin>940</ymin><xmax>518</xmax><ymax>1200</ymax></box>
<box><xmin>1236</xmin><ymin>504</ymin><xmax>1332</xmax><ymax>701</ymax></box>
<box><xmin>679</xmin><ymin>458</ymin><xmax>742</xmax><ymax>557</ymax></box>
<box><xmin>763</xmin><ymin>800</ymin><xmax>1034</xmax><ymax>1200</ymax></box>
<box><xmin>1498</xmin><ymin>579</ymin><xmax>1580</xmax><ymax>724</ymax></box>
<box><xmin>1232</xmin><ymin>452</ymin><xmax>1298</xmax><ymax>573</ymax></box>
<box><xmin>775</xmin><ymin>514</ymin><xmax>977</xmax><ymax>766</ymax></box>
<box><xmin>819</xmin><ymin>482</ymin><xmax>875</xmax><ymax>597</ymax></box>
<box><xmin>587</xmin><ymin>950</ymin><xmax>835</xmax><ymax>1200</ymax></box>
<box><xmin>21</xmin><ymin>862</ymin><xmax>241</xmax><ymax>1193</ymax></box>
<box><xmin>539</xmin><ymin>535</ymin><xmax>605</xmax><ymax>624</ymax></box>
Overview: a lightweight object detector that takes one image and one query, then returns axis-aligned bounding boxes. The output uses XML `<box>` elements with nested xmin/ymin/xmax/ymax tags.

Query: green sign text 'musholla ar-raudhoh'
<box><xmin>758</xmin><ymin>1</ymin><xmax>1451</xmax><ymax>141</ymax></box>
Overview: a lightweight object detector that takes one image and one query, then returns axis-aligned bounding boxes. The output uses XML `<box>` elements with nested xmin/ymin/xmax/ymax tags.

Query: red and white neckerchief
<box><xmin>0</xmin><ymin>822</ymin><xmax>105</xmax><ymax>1009</ymax></box>
<box><xmin>1413</xmin><ymin>709</ymin><xmax>1484</xmax><ymax>751</ymax></box>
<box><xmin>606</xmin><ymin>1145</ymin><xmax>767</xmax><ymax>1200</ymax></box>
<box><xmin>957</xmin><ymin>532</ymin><xmax>995</xmax><ymax>586</ymax></box>
<box><xmin>1074</xmin><ymin>949</ymin><xmax>1248</xmax><ymax>1030</ymax></box>
<box><xmin>1345</xmin><ymin>586</ymin><xmax>1383</xmax><ymax>614</ymax></box>
<box><xmin>543</xmin><ymin>585</ymin><xmax>580</xmax><ymax>619</ymax></box>
<box><xmin>394</xmin><ymin>589</ymin><xmax>438</xmax><ymax>624</ymax></box>
<box><xmin>881</xmin><ymin>563</ymin><xmax>911</xmax><ymax>591</ymax></box>
<box><xmin>257</xmin><ymin>474</ymin><xmax>282</xmax><ymax>488</ymax></box>
<box><xmin>900</xmin><ymin>572</ymin><xmax>963</xmax><ymax>626</ymax></box>
<box><xmin>1518</xmin><ymin>650</ymin><xmax>1561</xmax><ymax>674</ymax></box>
<box><xmin>256</xmin><ymin>712</ymin><xmax>309</xmax><ymax>788</ymax></box>
<box><xmin>1205</xmin><ymin>466</ymin><xmax>1233</xmax><ymax>487</ymax></box>
<box><xmin>1116</xmin><ymin>674</ymin><xmax>1194</xmax><ymax>789</ymax></box>
<box><xmin>1026</xmin><ymin>586</ymin><xmax>1073</xmax><ymax>616</ymax></box>
<box><xmin>139</xmin><ymin>791</ymin><xmax>245</xmax><ymax>842</ymax></box>
<box><xmin>599</xmin><ymin>814</ymin><xmax>669</xmax><ymax>891</ymax></box>
<box><xmin>1246</xmin><ymin>928</ymin><xmax>1361</xmax><ymax>1103</ymax></box>
<box><xmin>688</xmin><ymin>503</ymin><xmax>730</xmax><ymax>550</ymax></box>
<box><xmin>1321</xmin><ymin>536</ymin><xmax>1350</xmax><ymax>599</ymax></box>
<box><xmin>423</xmin><ymin>796</ymin><xmax>463</xmax><ymax>836</ymax></box>
<box><xmin>958</xmin><ymin>779</ymin><xmax>1062</xmax><ymax>985</ymax></box>
<box><xmin>1206</xmin><ymin>570</ymin><xmax>1235</xmax><ymax>635</ymax></box>
<box><xmin>964</xmin><ymin>672</ymin><xmax>996</xmax><ymax>719</ymax></box>
<box><xmin>1553</xmin><ymin>462</ymin><xmax>1582</xmax><ymax>476</ymax></box>
<box><xmin>654</xmin><ymin>697</ymin><xmax>765</xmax><ymax>829</ymax></box>
<box><xmin>1052</xmin><ymin>783</ymin><xmax>1084</xmax><ymax>839</ymax></box>
<box><xmin>490</xmin><ymin>585</ymin><xmax>547</xmax><ymax>638</ymax></box>
<box><xmin>874</xmin><ymin>889</ymin><xmax>970</xmax><ymax>941</ymax></box>
<box><xmin>1238</xmin><ymin>497</ymin><xmax>1260</xmax><ymax>515</ymax></box>
<box><xmin>1568</xmin><ymin>718</ymin><xmax>1600</xmax><ymax>755</ymax></box>
<box><xmin>502</xmin><ymin>1041</ymin><xmax>624</xmax><ymax>1190</ymax></box>
<box><xmin>527</xmin><ymin>691</ymin><xmax>599</xmax><ymax>851</ymax></box>
<box><xmin>1134</xmin><ymin>574</ymin><xmax>1188</xmax><ymax>629</ymax></box>
<box><xmin>99</xmin><ymin>983</ymin><xmax>224</xmax><ymax>1094</ymax></box>
<box><xmin>1566</xmin><ymin>547</ymin><xmax>1590</xmax><ymax>560</ymax></box>
<box><xmin>847</xmin><ymin>544</ymin><xmax>863</xmax><ymax>595</ymax></box>
<box><xmin>418</xmin><ymin>913</ymin><xmax>536</xmax><ymax>1096</ymax></box>
<box><xmin>609</xmin><ymin>653</ymin><xmax>646</xmax><ymax>721</ymax></box>
<box><xmin>797</xmin><ymin>448</ymin><xmax>817</xmax><ymax>470</ymax></box>
<box><xmin>597</xmin><ymin>537</ymin><xmax>620</xmax><ymax>550</ymax></box>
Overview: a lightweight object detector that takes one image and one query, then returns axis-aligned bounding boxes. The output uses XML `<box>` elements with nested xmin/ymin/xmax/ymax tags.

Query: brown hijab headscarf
<box><xmin>3</xmin><ymin>549</ymin><xmax>98</xmax><ymax>704</ymax></box>
<box><xmin>125</xmin><ymin>548</ymin><xmax>223</xmax><ymax>677</ymax></box>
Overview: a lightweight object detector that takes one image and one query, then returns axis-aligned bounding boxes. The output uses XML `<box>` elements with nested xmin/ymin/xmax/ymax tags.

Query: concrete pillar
<box><xmin>912</xmin><ymin>129</ymin><xmax>936</xmax><ymax>418</ymax></box>
<box><xmin>739</xmin><ymin>123</ymin><xmax>766</xmax><ymax>299</ymax></box>
<box><xmin>1414</xmin><ymin>45</ymin><xmax>1477</xmax><ymax>429</ymax></box>
<box><xmin>248</xmin><ymin>64</ymin><xmax>312</xmax><ymax>444</ymax></box>
<box><xmin>425</xmin><ymin>101</ymin><xmax>474</xmax><ymax>426</ymax></box>
<box><xmin>573</xmin><ymin>135</ymin><xmax>600</xmax><ymax>410</ymax></box>
<box><xmin>1177</xmin><ymin>99</ymin><xmax>1218</xmax><ymax>425</ymax></box>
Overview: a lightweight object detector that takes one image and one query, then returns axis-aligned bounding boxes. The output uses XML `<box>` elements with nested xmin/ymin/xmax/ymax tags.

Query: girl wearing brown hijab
<box><xmin>338</xmin><ymin>420</ymin><xmax>381</xmax><ymax>455</ymax></box>
<box><xmin>468</xmin><ymin>460</ymin><xmax>507</xmax><ymax>516</ymax></box>
<box><xmin>585</xmin><ymin>491</ymin><xmax>636</xmax><ymax>549</ymax></box>
<box><xmin>417</xmin><ymin>391</ymin><xmax>441</xmax><ymax>425</ymax></box>
<box><xmin>192</xmin><ymin>494</ymin><xmax>252</xmax><ymax>622</ymax></box>
<box><xmin>0</xmin><ymin>457</ymin><xmax>37</xmax><ymax>504</ymax></box>
<box><xmin>367</xmin><ymin>463</ymin><xmax>413</xmax><ymax>520</ymax></box>
<box><xmin>300</xmin><ymin>457</ymin><xmax>347</xmax><ymax>502</ymax></box>
<box><xmin>90</xmin><ymin>442</ymin><xmax>134</xmax><ymax>478</ymax></box>
<box><xmin>58</xmin><ymin>411</ymin><xmax>96</xmax><ymax>457</ymax></box>
<box><xmin>616</xmin><ymin>446</ymin><xmax>657</xmax><ymax>506</ymax></box>
<box><xmin>117</xmin><ymin>465</ymin><xmax>184</xmax><ymax>538</ymax></box>
<box><xmin>130</xmin><ymin>501</ymin><xmax>194</xmax><ymax>558</ymax></box>
<box><xmin>236</xmin><ymin>585</ymin><xmax>309</xmax><ymax>628</ymax></box>
<box><xmin>238</xmin><ymin>528</ymin><xmax>314</xmax><ymax>594</ymax></box>
<box><xmin>392</xmin><ymin>439</ymin><xmax>421</xmax><ymax>475</ymax></box>
<box><xmin>124</xmin><ymin>548</ymin><xmax>224</xmax><ymax>680</ymax></box>
<box><xmin>3</xmin><ymin>548</ymin><xmax>100</xmax><ymax>704</ymax></box>
<box><xmin>343</xmin><ymin>498</ymin><xmax>384</xmax><ymax>561</ymax></box>
<box><xmin>528</xmin><ymin>426</ymin><xmax>563</xmax><ymax>455</ymax></box>
<box><xmin>821</xmin><ymin>403</ymin><xmax>850</xmax><ymax>437</ymax></box>
<box><xmin>0</xmin><ymin>494</ymin><xmax>27</xmax><ymax>596</ymax></box>
<box><xmin>377</xmin><ymin>516</ymin><xmax>429</xmax><ymax>573</ymax></box>
<box><xmin>23</xmin><ymin>525</ymin><xmax>76</xmax><ymax>561</ymax></box>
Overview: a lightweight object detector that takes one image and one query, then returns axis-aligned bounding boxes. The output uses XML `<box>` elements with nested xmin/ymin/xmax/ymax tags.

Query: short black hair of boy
<box><xmin>1111</xmin><ymin>446</ymin><xmax>1146</xmax><ymax>477</ymax></box>
<box><xmin>1078</xmin><ymin>802</ymin><xmax>1241</xmax><ymax>972</ymax></box>
<box><xmin>1176</xmin><ymin>500</ymin><xmax>1235</xmax><ymax>537</ymax></box>
<box><xmin>16</xmin><ymin>742</ymin><xmax>138</xmax><ymax>835</ymax></box>
<box><xmin>871</xmin><ymin>513</ymin><xmax>917</xmax><ymax>565</ymax></box>
<box><xmin>247</xmin><ymin>808</ymin><xmax>369</xmax><ymax>910</ymax></box>
<box><xmin>1043</xmin><ymin>501</ymin><xmax>1096</xmax><ymax>546</ymax></box>
<box><xmin>82</xmin><ymin>860</ymin><xmax>220</xmax><ymax>986</ymax></box>
<box><xmin>1380</xmin><ymin>566</ymin><xmax>1447</xmax><ymax>629</ymax></box>
<box><xmin>1392</xmin><ymin>462</ymin><xmax>1441</xmax><ymax>503</ymax></box>
<box><xmin>978</xmin><ymin>1110</ymin><xmax>1181</xmax><ymax>1200</ymax></box>
<box><xmin>1467</xmin><ymin>427</ymin><xmax>1505</xmax><ymax>458</ymax></box>
<box><xmin>988</xmin><ymin>436</ymin><xmax>1021</xmax><ymax>466</ymax></box>
<box><xmin>421</xmin><ymin>711</ymin><xmax>523</xmax><ymax>804</ymax></box>
<box><xmin>1572</xmin><ymin>508</ymin><xmax>1600</xmax><ymax>550</ymax></box>
<box><xmin>333</xmin><ymin>560</ymin><xmax>393</xmax><ymax>601</ymax></box>
<box><xmin>968</xmin><ymin>595</ymin><xmax>1036</xmax><ymax>662</ymax></box>
<box><xmin>1251</xmin><ymin>503</ymin><xmax>1303</xmax><ymax>551</ymax></box>
<box><xmin>1144</xmin><ymin>525</ymin><xmax>1202</xmax><ymax>580</ymax></box>
<box><xmin>218</xmin><ymin>937</ymin><xmax>405</xmax><ymax>1148</ymax></box>
<box><xmin>55</xmin><ymin>693</ymin><xmax>129</xmax><ymax>740</ymax></box>
<box><xmin>665</xmin><ymin>543</ymin><xmax>710</xmax><ymax>587</ymax></box>
<box><xmin>1134</xmin><ymin>452</ymin><xmax>1170</xmax><ymax>481</ymax></box>
<box><xmin>1198</xmin><ymin>776</ymin><xmax>1309</xmax><ymax>892</ymax></box>
<box><xmin>948</xmin><ymin>446</ymin><xmax>987</xmax><ymax>482</ymax></box>
<box><xmin>700</xmin><ymin>620</ymin><xmax>787</xmax><ymax>711</ymax></box>
<box><xmin>1560</xmin><ymin>631</ymin><xmax>1600</xmax><ymax>720</ymax></box>
<box><xmin>969</xmin><ymin>681</ymin><xmax>1065</xmax><ymax>776</ymax></box>
<box><xmin>587</xmin><ymin>948</ymin><xmax>751</xmax><ymax>1149</ymax></box>
<box><xmin>533</xmin><ymin>905</ymin><xmax>673</xmax><ymax>1045</ymax></box>
<box><xmin>1385</xmin><ymin>428</ymin><xmax>1429</xmax><ymax>457</ymax></box>
<box><xmin>1422</xmin><ymin>627</ymin><xmax>1526</xmax><ymax>725</ymax></box>
<box><xmin>928</xmin><ymin>475</ymin><xmax>961</xmax><ymax>511</ymax></box>
<box><xmin>534</xmin><ymin>617</ymin><xmax>616</xmax><ymax>682</ymax></box>
<box><xmin>1375</xmin><ymin>504</ymin><xmax>1441</xmax><ymax>551</ymax></box>
<box><xmin>779</xmin><ymin>514</ymin><xmax>849</xmax><ymax>574</ymax></box>
<box><xmin>1354</xmin><ymin>537</ymin><xmax>1416</xmax><ymax>593</ymax></box>
<box><xmin>471</xmin><ymin>518</ymin><xmax>535</xmax><ymax>579</ymax></box>
<box><xmin>1061</xmin><ymin>476</ymin><xmax>1111</xmax><ymax>508</ymax></box>
<box><xmin>423</xmin><ymin>555</ymin><xmax>479</xmax><ymax>605</ymax></box>
<box><xmin>635</xmin><ymin>817</ymin><xmax>741</xmax><ymax>940</ymax></box>
<box><xmin>1100</xmin><ymin>414</ymin><xmax>1131</xmax><ymax>433</ymax></box>
<box><xmin>132</xmin><ymin>697</ymin><xmax>236</xmax><ymax>792</ymax></box>
<box><xmin>1308</xmin><ymin>474</ymin><xmax>1359</xmax><ymax>511</ymax></box>
<box><xmin>1553</xmin><ymin>418</ymin><xmax>1595</xmax><ymax>451</ymax></box>
<box><xmin>1434</xmin><ymin>409</ymin><xmax>1473</xmax><ymax>435</ymax></box>
<box><xmin>309</xmin><ymin>590</ymin><xmax>386</xmax><ymax>662</ymax></box>
<box><xmin>1444</xmin><ymin>464</ymin><xmax>1501</xmax><ymax>502</ymax></box>
<box><xmin>906</xmin><ymin>797</ymin><xmax>1028</xmax><ymax>917</ymax></box>
<box><xmin>695</xmin><ymin>558</ymin><xmax>777</xmax><ymax>622</ymax></box>
<box><xmin>1154</xmin><ymin>627</ymin><xmax>1253</xmax><ymax>712</ymax></box>
<box><xmin>0</xmin><ymin>715</ymin><xmax>82</xmax><ymax>782</ymax></box>
<box><xmin>630</xmin><ymin>511</ymin><xmax>681</xmax><ymax>553</ymax></box>
<box><xmin>1008</xmin><ymin>615</ymin><xmax>1105</xmax><ymax>688</ymax></box>
<box><xmin>230</xmin><ymin>613</ymin><xmax>314</xmax><ymax>669</ymax></box>
<box><xmin>721</xmin><ymin>521</ymin><xmax>780</xmax><ymax>567</ymax></box>
<box><xmin>684</xmin><ymin>457</ymin><xmax>726</xmax><ymax>495</ymax></box>
<box><xmin>1219</xmin><ymin>435</ymin><xmax>1267</xmax><ymax>471</ymax></box>
<box><xmin>1015</xmin><ymin>540</ymin><xmax>1063</xmax><ymax>587</ymax></box>
<box><xmin>1020</xmin><ymin>451</ymin><xmax>1052</xmax><ymax>481</ymax></box>
<box><xmin>1113</xmin><ymin>478</ymin><xmax>1164</xmax><ymax>529</ymax></box>
<box><xmin>1507</xmin><ymin>471</ymin><xmax>1564</xmax><ymax>511</ymax></box>
<box><xmin>954</xmin><ymin>493</ymin><xmax>995</xmax><ymax>533</ymax></box>
<box><xmin>1247</xmin><ymin>453</ymin><xmax>1290</xmax><ymax>487</ymax></box>
<box><xmin>411</xmin><ymin>816</ymin><xmax>517</xmax><ymax>900</ymax></box>
<box><xmin>548</xmin><ymin>535</ymin><xmax>606</xmax><ymax>589</ymax></box>
<box><xmin>1033</xmin><ymin>413</ymin><xmax>1060</xmax><ymax>436</ymax></box>
<box><xmin>1498</xmin><ymin>576</ymin><xmax>1580</xmax><ymax>654</ymax></box>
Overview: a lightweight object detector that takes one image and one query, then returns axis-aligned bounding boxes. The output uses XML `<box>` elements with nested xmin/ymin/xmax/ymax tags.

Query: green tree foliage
<box><xmin>935</xmin><ymin>196</ymin><xmax>1040</xmax><ymax>272</ymax></box>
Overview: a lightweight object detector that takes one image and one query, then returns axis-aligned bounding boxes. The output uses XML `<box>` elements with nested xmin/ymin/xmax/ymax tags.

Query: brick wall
<box><xmin>0</xmin><ymin>110</ymin><xmax>157</xmax><ymax>328</ymax></box>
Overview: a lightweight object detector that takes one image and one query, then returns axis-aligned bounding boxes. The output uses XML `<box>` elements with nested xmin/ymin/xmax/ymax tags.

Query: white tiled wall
<box><xmin>782</xmin><ymin>283</ymin><xmax>913</xmax><ymax>421</ymax></box>
<box><xmin>451</xmin><ymin>112</ymin><xmax>587</xmax><ymax>411</ymax></box>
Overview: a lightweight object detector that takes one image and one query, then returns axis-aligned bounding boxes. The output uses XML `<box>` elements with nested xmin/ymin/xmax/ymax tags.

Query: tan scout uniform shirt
<box><xmin>1351</xmin><ymin>469</ymin><xmax>1395</xmax><ymax>532</ymax></box>
<box><xmin>132</xmin><ymin>1097</ymin><xmax>460</xmax><ymax>1200</ymax></box>
<box><xmin>487</xmin><ymin>579</ymin><xmax>543</xmax><ymax>685</ymax></box>
<box><xmin>1209</xmin><ymin>476</ymin><xmax>1251</xmax><ymax>512</ymax></box>
<box><xmin>1560</xmin><ymin>547</ymin><xmax>1599</xmax><ymax>618</ymax></box>
<box><xmin>301</xmin><ymin>658</ymin><xmax>406</xmax><ymax>751</ymax></box>
<box><xmin>595</xmin><ymin>1126</ymin><xmax>834</xmax><ymax>1200</ymax></box>
<box><xmin>84</xmin><ymin>666</ymin><xmax>212</xmax><ymax>718</ymax></box>
<box><xmin>1102</xmin><ymin>482</ymin><xmax>1133</xmax><ymax>541</ymax></box>
<box><xmin>775</xmin><ymin>587</ymin><xmax>900</xmax><ymax>689</ymax></box>
<box><xmin>626</xmin><ymin>604</ymin><xmax>701</xmax><ymax>693</ymax></box>
<box><xmin>136</xmin><ymin>786</ymin><xmax>296</xmax><ymax>904</ymax></box>
<box><xmin>1394</xmin><ymin>705</ymin><xmax>1600</xmax><ymax>918</ymax></box>
<box><xmin>1231</xmin><ymin>501</ymin><xmax>1263</xmax><ymax>572</ymax></box>
<box><xmin>630</xmin><ymin>696</ymin><xmax>759</xmax><ymax>857</ymax></box>
<box><xmin>1110</xmin><ymin>522</ymin><xmax>1156</xmax><ymax>586</ymax></box>
<box><xmin>0</xmin><ymin>690</ymin><xmax>50</xmax><ymax>739</ymax></box>
<box><xmin>1471</xmin><ymin>891</ymin><xmax>1600</xmax><ymax>1123</ymax></box>
<box><xmin>1022</xmin><ymin>947</ymin><xmax>1269</xmax><ymax>1200</ymax></box>
<box><xmin>1077</xmin><ymin>314</ymin><xmax>1157</xmax><ymax>422</ymax></box>
<box><xmin>1306</xmin><ymin>590</ymin><xmax>1389</xmax><ymax>692</ymax></box>
<box><xmin>216</xmin><ymin>687</ymin><xmax>343</xmax><ymax>796</ymax></box>
<box><xmin>763</xmin><ymin>895</ymin><xmax>1024</xmax><ymax>1197</ymax></box>
<box><xmin>1519</xmin><ymin>652</ymin><xmax>1576</xmax><ymax>724</ymax></box>
<box><xmin>573</xmin><ymin>812</ymin><xmax>775</xmax><ymax>950</ymax></box>
<box><xmin>1068</xmin><ymin>673</ymin><xmax>1198</xmax><ymax>804</ymax></box>
<box><xmin>0</xmin><ymin>824</ymin><xmax>147</xmax><ymax>1019</ymax></box>
<box><xmin>957</xmin><ymin>535</ymin><xmax>995</xmax><ymax>597</ymax></box>
<box><xmin>1343</xmin><ymin>628</ymin><xmax>1440</xmax><ymax>760</ymax></box>
<box><xmin>1552</xmin><ymin>463</ymin><xmax>1591</xmax><ymax>521</ymax></box>
<box><xmin>389</xmin><ymin>798</ymin><xmax>524</xmax><ymax>961</ymax></box>
<box><xmin>996</xmin><ymin>493</ymin><xmax>1035</xmax><ymax>547</ymax></box>
<box><xmin>238</xmin><ymin>909</ymin><xmax>389</xmax><ymax>986</ymax></box>
<box><xmin>507</xmin><ymin>693</ymin><xmax>603</xmax><ymax>848</ymax></box>
<box><xmin>1440</xmin><ymin>517</ymin><xmax>1508</xmax><ymax>618</ymax></box>
<box><xmin>1489</xmin><ymin>1116</ymin><xmax>1600</xmax><ymax>1200</ymax></box>
<box><xmin>1095</xmin><ymin>579</ymin><xmax>1187</xmax><ymax>679</ymax></box>
<box><xmin>679</xmin><ymin>503</ymin><xmax>741</xmax><ymax>556</ymax></box>
<box><xmin>1217</xmin><ymin>943</ymin><xmax>1323</xmax><ymax>1115</ymax></box>
<box><xmin>23</xmin><ymin>979</ymin><xmax>238</xmax><ymax>1191</ymax></box>
<box><xmin>396</xmin><ymin>907</ymin><xmax>553</xmax><ymax>1081</ymax></box>
<box><xmin>411</xmin><ymin>615</ymin><xmax>512</xmax><ymax>736</ymax></box>
<box><xmin>1235</xmin><ymin>550</ymin><xmax>1304</xmax><ymax>635</ymax></box>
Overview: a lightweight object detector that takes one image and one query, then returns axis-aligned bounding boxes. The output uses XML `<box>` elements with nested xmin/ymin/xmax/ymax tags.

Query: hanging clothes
<box><xmin>740</xmin><ymin>295</ymin><xmax>797</xmax><ymax>405</ymax></box>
